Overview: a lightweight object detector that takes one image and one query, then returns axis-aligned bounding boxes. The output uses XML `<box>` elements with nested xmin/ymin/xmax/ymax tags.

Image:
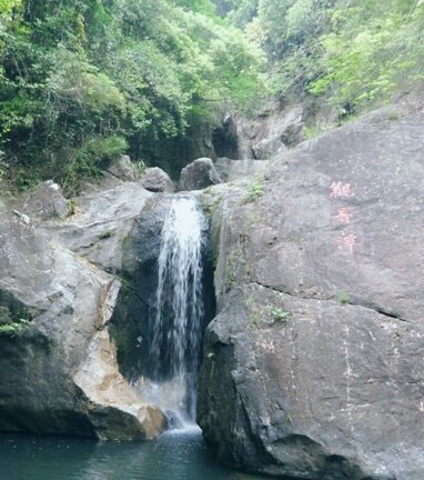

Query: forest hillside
<box><xmin>1</xmin><ymin>0</ymin><xmax>423</xmax><ymax>193</ymax></box>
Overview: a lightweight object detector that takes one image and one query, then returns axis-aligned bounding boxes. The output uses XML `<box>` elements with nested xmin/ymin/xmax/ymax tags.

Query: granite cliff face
<box><xmin>0</xmin><ymin>177</ymin><xmax>167</xmax><ymax>440</ymax></box>
<box><xmin>198</xmin><ymin>106</ymin><xmax>424</xmax><ymax>480</ymax></box>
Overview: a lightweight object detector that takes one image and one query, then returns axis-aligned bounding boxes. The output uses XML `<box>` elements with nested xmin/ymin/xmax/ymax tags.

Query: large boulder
<box><xmin>179</xmin><ymin>158</ymin><xmax>221</xmax><ymax>191</ymax></box>
<box><xmin>47</xmin><ymin>181</ymin><xmax>152</xmax><ymax>273</ymax></box>
<box><xmin>0</xmin><ymin>181</ymin><xmax>166</xmax><ymax>440</ymax></box>
<box><xmin>17</xmin><ymin>180</ymin><xmax>69</xmax><ymax>221</ymax></box>
<box><xmin>140</xmin><ymin>167</ymin><xmax>175</xmax><ymax>193</ymax></box>
<box><xmin>214</xmin><ymin>157</ymin><xmax>269</xmax><ymax>183</ymax></box>
<box><xmin>198</xmin><ymin>106</ymin><xmax>424</xmax><ymax>480</ymax></box>
<box><xmin>107</xmin><ymin>154</ymin><xmax>136</xmax><ymax>181</ymax></box>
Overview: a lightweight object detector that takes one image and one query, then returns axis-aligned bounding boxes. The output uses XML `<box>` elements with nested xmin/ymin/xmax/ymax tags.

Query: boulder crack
<box><xmin>249</xmin><ymin>281</ymin><xmax>410</xmax><ymax>323</ymax></box>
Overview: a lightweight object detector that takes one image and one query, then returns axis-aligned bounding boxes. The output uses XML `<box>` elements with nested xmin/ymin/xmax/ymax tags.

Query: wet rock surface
<box><xmin>112</xmin><ymin>193</ymin><xmax>216</xmax><ymax>383</ymax></box>
<box><xmin>217</xmin><ymin>106</ymin><xmax>305</xmax><ymax>160</ymax></box>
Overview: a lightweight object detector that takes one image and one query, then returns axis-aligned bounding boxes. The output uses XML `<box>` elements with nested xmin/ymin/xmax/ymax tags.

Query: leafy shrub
<box><xmin>338</xmin><ymin>290</ymin><xmax>350</xmax><ymax>305</ymax></box>
<box><xmin>266</xmin><ymin>305</ymin><xmax>291</xmax><ymax>323</ymax></box>
<box><xmin>0</xmin><ymin>319</ymin><xmax>28</xmax><ymax>337</ymax></box>
<box><xmin>61</xmin><ymin>135</ymin><xmax>128</xmax><ymax>196</ymax></box>
<box><xmin>0</xmin><ymin>303</ymin><xmax>31</xmax><ymax>337</ymax></box>
<box><xmin>242</xmin><ymin>179</ymin><xmax>264</xmax><ymax>203</ymax></box>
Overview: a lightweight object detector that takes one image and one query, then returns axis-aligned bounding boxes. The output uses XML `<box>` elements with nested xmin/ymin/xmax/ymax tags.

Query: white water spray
<box><xmin>145</xmin><ymin>196</ymin><xmax>206</xmax><ymax>426</ymax></box>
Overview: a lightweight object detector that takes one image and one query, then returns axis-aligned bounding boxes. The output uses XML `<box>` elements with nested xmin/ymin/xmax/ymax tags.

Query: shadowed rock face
<box><xmin>179</xmin><ymin>158</ymin><xmax>221</xmax><ymax>191</ymax></box>
<box><xmin>140</xmin><ymin>167</ymin><xmax>175</xmax><ymax>193</ymax></box>
<box><xmin>198</xmin><ymin>107</ymin><xmax>424</xmax><ymax>480</ymax></box>
<box><xmin>213</xmin><ymin>107</ymin><xmax>305</xmax><ymax>161</ymax></box>
<box><xmin>110</xmin><ymin>195</ymin><xmax>172</xmax><ymax>382</ymax></box>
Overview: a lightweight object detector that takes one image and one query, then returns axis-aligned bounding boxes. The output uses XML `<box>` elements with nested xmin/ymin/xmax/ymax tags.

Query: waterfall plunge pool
<box><xmin>0</xmin><ymin>197</ymin><xmax>267</xmax><ymax>480</ymax></box>
<box><xmin>0</xmin><ymin>430</ymin><xmax>268</xmax><ymax>480</ymax></box>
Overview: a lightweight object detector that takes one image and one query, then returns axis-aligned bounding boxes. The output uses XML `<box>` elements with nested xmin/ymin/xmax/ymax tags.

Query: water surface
<box><xmin>0</xmin><ymin>429</ymin><xmax>268</xmax><ymax>480</ymax></box>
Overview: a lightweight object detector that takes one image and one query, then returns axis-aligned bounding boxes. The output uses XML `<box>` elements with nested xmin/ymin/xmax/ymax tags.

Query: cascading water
<box><xmin>142</xmin><ymin>196</ymin><xmax>206</xmax><ymax>427</ymax></box>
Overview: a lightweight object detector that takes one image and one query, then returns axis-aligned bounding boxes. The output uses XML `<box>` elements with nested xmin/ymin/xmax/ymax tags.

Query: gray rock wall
<box><xmin>198</xmin><ymin>107</ymin><xmax>424</xmax><ymax>480</ymax></box>
<box><xmin>1</xmin><ymin>99</ymin><xmax>423</xmax><ymax>480</ymax></box>
<box><xmin>0</xmin><ymin>174</ymin><xmax>217</xmax><ymax>441</ymax></box>
<box><xmin>0</xmin><ymin>181</ymin><xmax>167</xmax><ymax>440</ymax></box>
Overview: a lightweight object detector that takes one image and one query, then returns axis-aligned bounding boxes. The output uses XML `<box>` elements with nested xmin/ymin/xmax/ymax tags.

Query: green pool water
<box><xmin>0</xmin><ymin>429</ymin><xmax>269</xmax><ymax>480</ymax></box>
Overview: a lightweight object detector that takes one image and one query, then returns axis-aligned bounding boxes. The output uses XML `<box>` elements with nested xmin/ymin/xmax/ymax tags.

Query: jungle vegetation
<box><xmin>225</xmin><ymin>0</ymin><xmax>424</xmax><ymax>115</ymax></box>
<box><xmin>1</xmin><ymin>0</ymin><xmax>423</xmax><ymax>193</ymax></box>
<box><xmin>0</xmin><ymin>0</ymin><xmax>265</xmax><ymax>192</ymax></box>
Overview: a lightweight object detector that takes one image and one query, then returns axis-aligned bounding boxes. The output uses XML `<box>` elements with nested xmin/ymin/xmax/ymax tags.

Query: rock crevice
<box><xmin>250</xmin><ymin>280</ymin><xmax>411</xmax><ymax>323</ymax></box>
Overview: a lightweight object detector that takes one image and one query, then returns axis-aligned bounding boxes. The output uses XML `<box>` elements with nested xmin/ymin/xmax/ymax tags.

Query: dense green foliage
<box><xmin>307</xmin><ymin>1</ymin><xmax>424</xmax><ymax>112</ymax></box>
<box><xmin>2</xmin><ymin>0</ymin><xmax>423</xmax><ymax>193</ymax></box>
<box><xmin>0</xmin><ymin>0</ymin><xmax>265</xmax><ymax>193</ymax></box>
<box><xmin>225</xmin><ymin>0</ymin><xmax>424</xmax><ymax>116</ymax></box>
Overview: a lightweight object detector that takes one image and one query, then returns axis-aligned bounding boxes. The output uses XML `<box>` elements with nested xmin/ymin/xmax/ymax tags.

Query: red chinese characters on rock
<box><xmin>335</xmin><ymin>232</ymin><xmax>359</xmax><ymax>253</ymax></box>
<box><xmin>335</xmin><ymin>207</ymin><xmax>352</xmax><ymax>225</ymax></box>
<box><xmin>329</xmin><ymin>181</ymin><xmax>360</xmax><ymax>253</ymax></box>
<box><xmin>329</xmin><ymin>181</ymin><xmax>355</xmax><ymax>199</ymax></box>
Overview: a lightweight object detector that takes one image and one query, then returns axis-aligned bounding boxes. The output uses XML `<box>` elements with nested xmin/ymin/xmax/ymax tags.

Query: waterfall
<box><xmin>144</xmin><ymin>196</ymin><xmax>206</xmax><ymax>427</ymax></box>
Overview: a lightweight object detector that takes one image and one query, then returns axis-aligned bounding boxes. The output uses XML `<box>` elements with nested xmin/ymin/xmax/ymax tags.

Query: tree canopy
<box><xmin>225</xmin><ymin>0</ymin><xmax>424</xmax><ymax>115</ymax></box>
<box><xmin>0</xmin><ymin>0</ymin><xmax>265</xmax><ymax>193</ymax></box>
<box><xmin>1</xmin><ymin>0</ymin><xmax>423</xmax><ymax>193</ymax></box>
